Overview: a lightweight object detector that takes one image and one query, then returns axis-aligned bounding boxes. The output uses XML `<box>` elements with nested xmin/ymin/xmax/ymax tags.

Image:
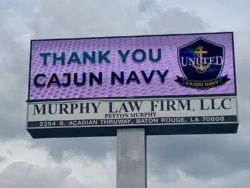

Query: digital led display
<box><xmin>28</xmin><ymin>32</ymin><xmax>236</xmax><ymax>101</ymax></box>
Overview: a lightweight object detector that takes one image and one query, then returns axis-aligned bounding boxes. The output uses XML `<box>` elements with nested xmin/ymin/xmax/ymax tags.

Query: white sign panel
<box><xmin>27</xmin><ymin>96</ymin><xmax>238</xmax><ymax>138</ymax></box>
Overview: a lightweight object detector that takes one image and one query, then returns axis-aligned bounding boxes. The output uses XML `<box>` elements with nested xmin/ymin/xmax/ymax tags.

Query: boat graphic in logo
<box><xmin>175</xmin><ymin>37</ymin><xmax>230</xmax><ymax>90</ymax></box>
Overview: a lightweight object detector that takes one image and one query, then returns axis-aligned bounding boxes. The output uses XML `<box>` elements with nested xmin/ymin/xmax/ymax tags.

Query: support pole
<box><xmin>117</xmin><ymin>128</ymin><xmax>147</xmax><ymax>188</ymax></box>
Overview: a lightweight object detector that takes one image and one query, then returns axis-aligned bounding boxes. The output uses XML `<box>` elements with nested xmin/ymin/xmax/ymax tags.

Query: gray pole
<box><xmin>117</xmin><ymin>128</ymin><xmax>147</xmax><ymax>188</ymax></box>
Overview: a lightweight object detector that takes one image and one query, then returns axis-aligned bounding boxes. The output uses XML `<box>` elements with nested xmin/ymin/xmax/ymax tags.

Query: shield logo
<box><xmin>175</xmin><ymin>38</ymin><xmax>229</xmax><ymax>90</ymax></box>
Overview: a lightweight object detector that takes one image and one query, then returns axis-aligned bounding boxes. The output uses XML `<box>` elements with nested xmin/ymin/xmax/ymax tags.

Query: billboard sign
<box><xmin>27</xmin><ymin>32</ymin><xmax>238</xmax><ymax>138</ymax></box>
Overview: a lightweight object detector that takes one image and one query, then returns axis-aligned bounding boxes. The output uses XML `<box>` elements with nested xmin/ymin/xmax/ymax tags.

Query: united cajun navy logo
<box><xmin>175</xmin><ymin>37</ymin><xmax>230</xmax><ymax>90</ymax></box>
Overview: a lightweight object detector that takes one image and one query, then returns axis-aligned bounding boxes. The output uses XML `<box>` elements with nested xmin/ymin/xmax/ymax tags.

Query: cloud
<box><xmin>31</xmin><ymin>137</ymin><xmax>116</xmax><ymax>161</ymax></box>
<box><xmin>148</xmin><ymin>168</ymin><xmax>250</xmax><ymax>188</ymax></box>
<box><xmin>30</xmin><ymin>0</ymin><xmax>209</xmax><ymax>39</ymax></box>
<box><xmin>30</xmin><ymin>0</ymin><xmax>142</xmax><ymax>38</ymax></box>
<box><xmin>0</xmin><ymin>139</ymin><xmax>115</xmax><ymax>188</ymax></box>
<box><xmin>235</xmin><ymin>31</ymin><xmax>250</xmax><ymax>91</ymax></box>
<box><xmin>0</xmin><ymin>161</ymin><xmax>77</xmax><ymax>188</ymax></box>
<box><xmin>0</xmin><ymin>157</ymin><xmax>6</xmax><ymax>163</ymax></box>
<box><xmin>138</xmin><ymin>0</ymin><xmax>208</xmax><ymax>34</ymax></box>
<box><xmin>156</xmin><ymin>0</ymin><xmax>250</xmax><ymax>31</ymax></box>
<box><xmin>0</xmin><ymin>9</ymin><xmax>29</xmax><ymax>139</ymax></box>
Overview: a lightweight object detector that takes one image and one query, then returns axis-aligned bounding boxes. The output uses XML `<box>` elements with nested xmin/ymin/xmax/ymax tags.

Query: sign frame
<box><xmin>27</xmin><ymin>32</ymin><xmax>238</xmax><ymax>138</ymax></box>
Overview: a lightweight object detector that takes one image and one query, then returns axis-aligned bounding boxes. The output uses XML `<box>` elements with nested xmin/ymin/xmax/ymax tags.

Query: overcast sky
<box><xmin>0</xmin><ymin>0</ymin><xmax>250</xmax><ymax>187</ymax></box>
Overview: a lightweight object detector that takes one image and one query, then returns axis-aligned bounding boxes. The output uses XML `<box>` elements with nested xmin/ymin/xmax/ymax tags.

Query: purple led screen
<box><xmin>28</xmin><ymin>32</ymin><xmax>236</xmax><ymax>100</ymax></box>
